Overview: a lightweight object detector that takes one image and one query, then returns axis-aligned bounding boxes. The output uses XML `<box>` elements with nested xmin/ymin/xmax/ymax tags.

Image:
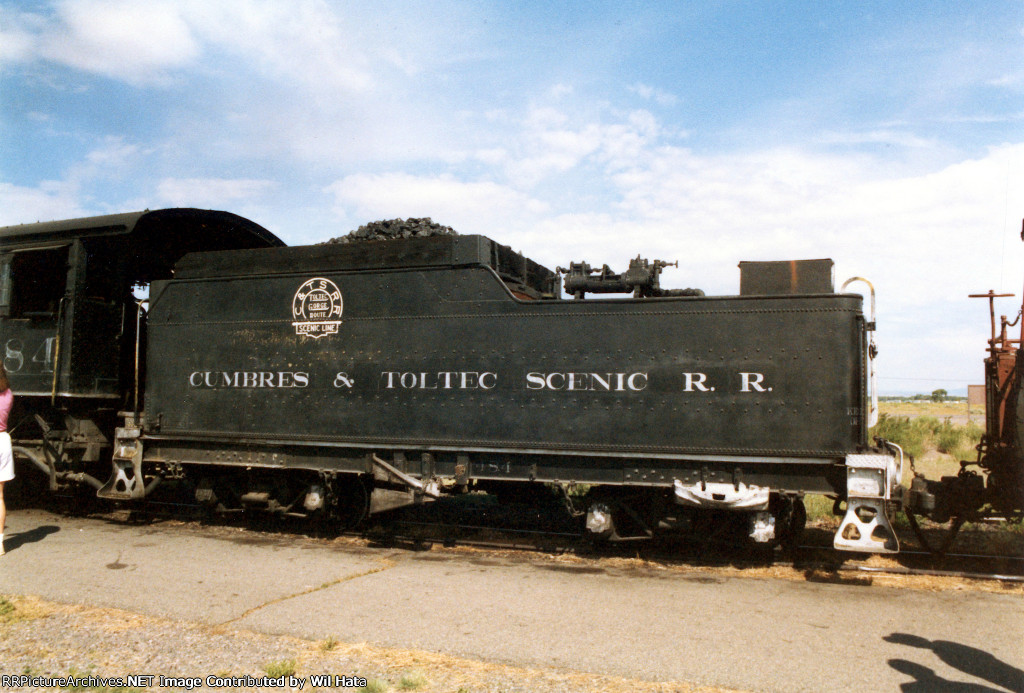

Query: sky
<box><xmin>1</xmin><ymin>0</ymin><xmax>1022</xmax><ymax>395</ymax></box>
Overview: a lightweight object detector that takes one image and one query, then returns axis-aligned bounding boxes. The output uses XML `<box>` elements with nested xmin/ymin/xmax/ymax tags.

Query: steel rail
<box><xmin>39</xmin><ymin>497</ymin><xmax>1024</xmax><ymax>582</ymax></box>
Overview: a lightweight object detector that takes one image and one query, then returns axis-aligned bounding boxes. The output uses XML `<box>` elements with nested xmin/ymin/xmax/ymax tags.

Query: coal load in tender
<box><xmin>320</xmin><ymin>217</ymin><xmax>458</xmax><ymax>244</ymax></box>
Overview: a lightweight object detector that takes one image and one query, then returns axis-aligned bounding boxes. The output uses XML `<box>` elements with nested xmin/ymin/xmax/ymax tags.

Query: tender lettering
<box><xmin>526</xmin><ymin>372</ymin><xmax>648</xmax><ymax>392</ymax></box>
<box><xmin>739</xmin><ymin>372</ymin><xmax>771</xmax><ymax>392</ymax></box>
<box><xmin>182</xmin><ymin>367</ymin><xmax>771</xmax><ymax>394</ymax></box>
<box><xmin>188</xmin><ymin>371</ymin><xmax>310</xmax><ymax>388</ymax></box>
<box><xmin>683</xmin><ymin>372</ymin><xmax>713</xmax><ymax>392</ymax></box>
<box><xmin>380</xmin><ymin>371</ymin><xmax>497</xmax><ymax>390</ymax></box>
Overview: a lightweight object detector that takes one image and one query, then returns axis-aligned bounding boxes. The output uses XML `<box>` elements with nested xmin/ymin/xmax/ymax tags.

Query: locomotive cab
<box><xmin>0</xmin><ymin>236</ymin><xmax>135</xmax><ymax>400</ymax></box>
<box><xmin>0</xmin><ymin>245</ymin><xmax>70</xmax><ymax>393</ymax></box>
<box><xmin>0</xmin><ymin>209</ymin><xmax>284</xmax><ymax>492</ymax></box>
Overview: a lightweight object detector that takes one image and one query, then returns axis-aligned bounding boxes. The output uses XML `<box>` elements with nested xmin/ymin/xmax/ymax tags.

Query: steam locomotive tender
<box><xmin>0</xmin><ymin>209</ymin><xmax>903</xmax><ymax>553</ymax></box>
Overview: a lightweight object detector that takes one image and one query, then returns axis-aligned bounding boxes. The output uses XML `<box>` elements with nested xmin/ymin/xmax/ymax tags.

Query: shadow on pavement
<box><xmin>4</xmin><ymin>525</ymin><xmax>60</xmax><ymax>553</ymax></box>
<box><xmin>886</xmin><ymin>632</ymin><xmax>1024</xmax><ymax>692</ymax></box>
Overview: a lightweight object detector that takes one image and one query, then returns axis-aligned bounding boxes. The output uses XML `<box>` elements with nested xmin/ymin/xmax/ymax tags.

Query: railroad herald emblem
<box><xmin>292</xmin><ymin>278</ymin><xmax>343</xmax><ymax>338</ymax></box>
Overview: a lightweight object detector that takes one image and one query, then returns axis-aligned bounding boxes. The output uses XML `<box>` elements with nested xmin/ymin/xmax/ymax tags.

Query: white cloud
<box><xmin>548</xmin><ymin>84</ymin><xmax>574</xmax><ymax>99</ymax></box>
<box><xmin>816</xmin><ymin>129</ymin><xmax>937</xmax><ymax>149</ymax></box>
<box><xmin>473</xmin><ymin>148</ymin><xmax>509</xmax><ymax>166</ymax></box>
<box><xmin>324</xmin><ymin>173</ymin><xmax>548</xmax><ymax>236</ymax></box>
<box><xmin>600</xmin><ymin>140</ymin><xmax>1023</xmax><ymax>294</ymax></box>
<box><xmin>157</xmin><ymin>178</ymin><xmax>277</xmax><ymax>207</ymax></box>
<box><xmin>2</xmin><ymin>0</ymin><xmax>458</xmax><ymax>92</ymax></box>
<box><xmin>0</xmin><ymin>135</ymin><xmax>153</xmax><ymax>225</ymax></box>
<box><xmin>84</xmin><ymin>137</ymin><xmax>140</xmax><ymax>167</ymax></box>
<box><xmin>0</xmin><ymin>7</ymin><xmax>43</xmax><ymax>64</ymax></box>
<box><xmin>182</xmin><ymin>0</ymin><xmax>373</xmax><ymax>92</ymax></box>
<box><xmin>987</xmin><ymin>72</ymin><xmax>1024</xmax><ymax>89</ymax></box>
<box><xmin>0</xmin><ymin>1</ymin><xmax>364</xmax><ymax>89</ymax></box>
<box><xmin>628</xmin><ymin>82</ymin><xmax>679</xmax><ymax>106</ymax></box>
<box><xmin>0</xmin><ymin>181</ymin><xmax>85</xmax><ymax>226</ymax></box>
<box><xmin>498</xmin><ymin>106</ymin><xmax>665</xmax><ymax>186</ymax></box>
<box><xmin>0</xmin><ymin>141</ymin><xmax>279</xmax><ymax>225</ymax></box>
<box><xmin>41</xmin><ymin>0</ymin><xmax>201</xmax><ymax>85</ymax></box>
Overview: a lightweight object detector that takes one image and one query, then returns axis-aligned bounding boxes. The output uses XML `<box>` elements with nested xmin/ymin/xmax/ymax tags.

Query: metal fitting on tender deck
<box><xmin>834</xmin><ymin>449</ymin><xmax>902</xmax><ymax>553</ymax></box>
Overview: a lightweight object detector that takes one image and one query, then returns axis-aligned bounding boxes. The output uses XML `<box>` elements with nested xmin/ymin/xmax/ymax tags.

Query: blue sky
<box><xmin>2</xmin><ymin>0</ymin><xmax>1023</xmax><ymax>395</ymax></box>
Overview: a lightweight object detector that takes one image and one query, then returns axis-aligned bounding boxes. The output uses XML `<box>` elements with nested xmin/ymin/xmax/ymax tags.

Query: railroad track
<box><xmin>372</xmin><ymin>518</ymin><xmax>1024</xmax><ymax>583</ymax></box>
<box><xmin>36</xmin><ymin>491</ymin><xmax>1024</xmax><ymax>584</ymax></box>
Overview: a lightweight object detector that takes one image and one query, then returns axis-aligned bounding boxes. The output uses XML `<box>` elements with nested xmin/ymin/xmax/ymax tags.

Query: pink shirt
<box><xmin>0</xmin><ymin>388</ymin><xmax>12</xmax><ymax>432</ymax></box>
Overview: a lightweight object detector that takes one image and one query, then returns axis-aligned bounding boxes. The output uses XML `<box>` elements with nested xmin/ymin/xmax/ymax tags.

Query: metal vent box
<box><xmin>738</xmin><ymin>259</ymin><xmax>835</xmax><ymax>295</ymax></box>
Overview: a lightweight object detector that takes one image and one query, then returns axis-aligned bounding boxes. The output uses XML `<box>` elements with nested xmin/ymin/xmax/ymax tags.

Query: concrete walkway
<box><xmin>2</xmin><ymin>508</ymin><xmax>1022</xmax><ymax>692</ymax></box>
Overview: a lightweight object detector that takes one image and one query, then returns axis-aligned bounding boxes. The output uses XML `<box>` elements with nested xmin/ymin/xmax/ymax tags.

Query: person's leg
<box><xmin>0</xmin><ymin>481</ymin><xmax>5</xmax><ymax>555</ymax></box>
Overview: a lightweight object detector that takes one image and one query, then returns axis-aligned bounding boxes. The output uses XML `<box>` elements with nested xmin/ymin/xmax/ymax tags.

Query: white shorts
<box><xmin>0</xmin><ymin>432</ymin><xmax>13</xmax><ymax>483</ymax></box>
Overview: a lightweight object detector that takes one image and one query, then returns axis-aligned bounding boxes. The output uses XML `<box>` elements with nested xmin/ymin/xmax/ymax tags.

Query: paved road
<box><xmin>2</xmin><ymin>508</ymin><xmax>1022</xmax><ymax>692</ymax></box>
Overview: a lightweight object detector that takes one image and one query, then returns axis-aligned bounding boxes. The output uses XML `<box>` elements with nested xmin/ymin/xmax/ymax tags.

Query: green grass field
<box><xmin>872</xmin><ymin>410</ymin><xmax>984</xmax><ymax>479</ymax></box>
<box><xmin>801</xmin><ymin>402</ymin><xmax>1023</xmax><ymax>556</ymax></box>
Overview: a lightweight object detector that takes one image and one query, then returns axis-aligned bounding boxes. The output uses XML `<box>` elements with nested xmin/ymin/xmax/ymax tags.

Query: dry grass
<box><xmin>912</xmin><ymin>449</ymin><xmax>963</xmax><ymax>481</ymax></box>
<box><xmin>0</xmin><ymin>593</ymin><xmax>60</xmax><ymax>624</ymax></box>
<box><xmin>2</xmin><ymin>595</ymin><xmax>741</xmax><ymax>693</ymax></box>
<box><xmin>879</xmin><ymin>400</ymin><xmax>992</xmax><ymax>427</ymax></box>
<box><xmin>295</xmin><ymin>638</ymin><xmax>739</xmax><ymax>693</ymax></box>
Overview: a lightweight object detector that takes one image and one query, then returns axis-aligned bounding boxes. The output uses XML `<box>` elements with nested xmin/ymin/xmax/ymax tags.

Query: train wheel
<box><xmin>583</xmin><ymin>490</ymin><xmax>660</xmax><ymax>542</ymax></box>
<box><xmin>781</xmin><ymin>497</ymin><xmax>807</xmax><ymax>552</ymax></box>
<box><xmin>332</xmin><ymin>475</ymin><xmax>371</xmax><ymax>530</ymax></box>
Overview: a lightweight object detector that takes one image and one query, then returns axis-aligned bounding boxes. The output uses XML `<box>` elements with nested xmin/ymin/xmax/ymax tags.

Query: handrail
<box><xmin>134</xmin><ymin>299</ymin><xmax>148</xmax><ymax>415</ymax></box>
<box><xmin>49</xmin><ymin>296</ymin><xmax>66</xmax><ymax>406</ymax></box>
<box><xmin>841</xmin><ymin>277</ymin><xmax>878</xmax><ymax>429</ymax></box>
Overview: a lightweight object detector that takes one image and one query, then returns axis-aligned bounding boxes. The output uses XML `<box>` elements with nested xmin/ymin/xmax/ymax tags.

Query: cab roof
<box><xmin>0</xmin><ymin>208</ymin><xmax>285</xmax><ymax>282</ymax></box>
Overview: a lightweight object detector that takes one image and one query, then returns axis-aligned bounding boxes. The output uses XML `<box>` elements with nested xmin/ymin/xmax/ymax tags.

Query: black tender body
<box><xmin>141</xmin><ymin>234</ymin><xmax>865</xmax><ymax>496</ymax></box>
<box><xmin>4</xmin><ymin>208</ymin><xmax>906</xmax><ymax>551</ymax></box>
